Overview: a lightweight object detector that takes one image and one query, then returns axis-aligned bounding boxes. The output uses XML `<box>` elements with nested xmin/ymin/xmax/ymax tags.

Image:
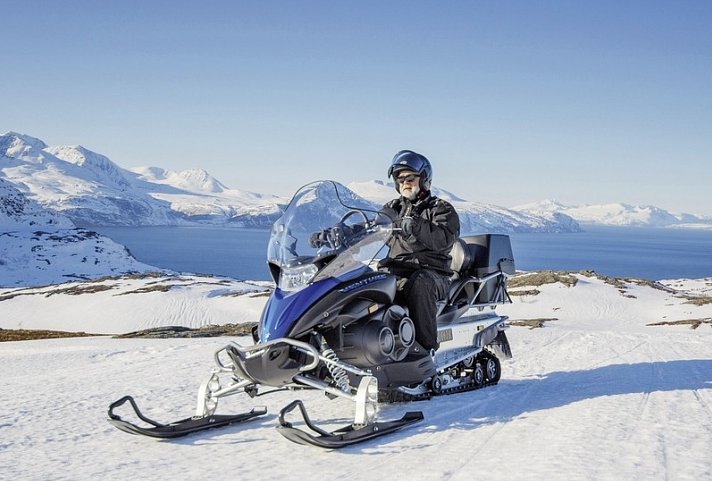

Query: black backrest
<box><xmin>448</xmin><ymin>238</ymin><xmax>471</xmax><ymax>275</ymax></box>
<box><xmin>455</xmin><ymin>234</ymin><xmax>515</xmax><ymax>276</ymax></box>
<box><xmin>442</xmin><ymin>234</ymin><xmax>515</xmax><ymax>317</ymax></box>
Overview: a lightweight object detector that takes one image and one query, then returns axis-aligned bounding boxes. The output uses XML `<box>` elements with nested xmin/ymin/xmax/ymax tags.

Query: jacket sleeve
<box><xmin>378</xmin><ymin>199</ymin><xmax>400</xmax><ymax>226</ymax></box>
<box><xmin>411</xmin><ymin>200</ymin><xmax>460</xmax><ymax>251</ymax></box>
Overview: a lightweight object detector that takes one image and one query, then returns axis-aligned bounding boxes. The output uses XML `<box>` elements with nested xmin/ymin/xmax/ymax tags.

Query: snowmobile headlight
<box><xmin>279</xmin><ymin>263</ymin><xmax>319</xmax><ymax>292</ymax></box>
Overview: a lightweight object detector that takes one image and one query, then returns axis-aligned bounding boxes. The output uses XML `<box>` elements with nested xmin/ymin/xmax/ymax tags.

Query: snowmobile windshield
<box><xmin>267</xmin><ymin>180</ymin><xmax>392</xmax><ymax>292</ymax></box>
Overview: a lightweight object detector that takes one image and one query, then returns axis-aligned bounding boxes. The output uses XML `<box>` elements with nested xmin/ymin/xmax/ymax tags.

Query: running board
<box><xmin>107</xmin><ymin>395</ymin><xmax>267</xmax><ymax>439</ymax></box>
<box><xmin>276</xmin><ymin>399</ymin><xmax>423</xmax><ymax>449</ymax></box>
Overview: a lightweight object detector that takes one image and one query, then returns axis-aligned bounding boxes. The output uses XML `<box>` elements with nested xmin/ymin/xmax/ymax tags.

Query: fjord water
<box><xmin>94</xmin><ymin>226</ymin><xmax>273</xmax><ymax>281</ymax></box>
<box><xmin>509</xmin><ymin>226</ymin><xmax>712</xmax><ymax>280</ymax></box>
<box><xmin>93</xmin><ymin>225</ymin><xmax>712</xmax><ymax>281</ymax></box>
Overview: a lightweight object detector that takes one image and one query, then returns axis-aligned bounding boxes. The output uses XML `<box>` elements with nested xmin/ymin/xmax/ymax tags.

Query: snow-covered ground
<box><xmin>0</xmin><ymin>274</ymin><xmax>271</xmax><ymax>333</ymax></box>
<box><xmin>1</xmin><ymin>273</ymin><xmax>711</xmax><ymax>480</ymax></box>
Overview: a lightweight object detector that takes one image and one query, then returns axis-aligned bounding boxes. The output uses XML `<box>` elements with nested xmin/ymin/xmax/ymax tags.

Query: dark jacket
<box><xmin>379</xmin><ymin>192</ymin><xmax>460</xmax><ymax>275</ymax></box>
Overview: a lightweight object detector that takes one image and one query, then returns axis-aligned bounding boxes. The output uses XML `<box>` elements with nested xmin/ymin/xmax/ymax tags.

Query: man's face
<box><xmin>396</xmin><ymin>170</ymin><xmax>421</xmax><ymax>201</ymax></box>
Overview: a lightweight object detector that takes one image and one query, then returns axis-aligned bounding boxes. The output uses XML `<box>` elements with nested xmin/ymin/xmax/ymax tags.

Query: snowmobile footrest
<box><xmin>107</xmin><ymin>395</ymin><xmax>267</xmax><ymax>439</ymax></box>
<box><xmin>276</xmin><ymin>399</ymin><xmax>423</xmax><ymax>448</ymax></box>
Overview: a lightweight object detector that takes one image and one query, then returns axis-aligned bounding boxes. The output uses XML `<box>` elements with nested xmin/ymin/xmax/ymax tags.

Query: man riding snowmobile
<box><xmin>108</xmin><ymin>165</ymin><xmax>515</xmax><ymax>448</ymax></box>
<box><xmin>378</xmin><ymin>150</ymin><xmax>460</xmax><ymax>353</ymax></box>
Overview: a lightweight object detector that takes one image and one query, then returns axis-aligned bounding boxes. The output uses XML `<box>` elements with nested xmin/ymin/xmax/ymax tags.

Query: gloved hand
<box><xmin>309</xmin><ymin>229</ymin><xmax>329</xmax><ymax>248</ymax></box>
<box><xmin>400</xmin><ymin>216</ymin><xmax>414</xmax><ymax>236</ymax></box>
<box><xmin>309</xmin><ymin>225</ymin><xmax>347</xmax><ymax>248</ymax></box>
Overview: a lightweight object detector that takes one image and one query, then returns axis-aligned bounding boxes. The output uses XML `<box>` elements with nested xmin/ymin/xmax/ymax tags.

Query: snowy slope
<box><xmin>0</xmin><ymin>229</ymin><xmax>158</xmax><ymax>287</ymax></box>
<box><xmin>1</xmin><ymin>271</ymin><xmax>709</xmax><ymax>334</ymax></box>
<box><xmin>349</xmin><ymin>180</ymin><xmax>581</xmax><ymax>233</ymax></box>
<box><xmin>0</xmin><ymin>273</ymin><xmax>711</xmax><ymax>480</ymax></box>
<box><xmin>0</xmin><ymin>176</ymin><xmax>73</xmax><ymax>230</ymax></box>
<box><xmin>0</xmin><ymin>274</ymin><xmax>271</xmax><ymax>332</ymax></box>
<box><xmin>515</xmin><ymin>199</ymin><xmax>712</xmax><ymax>229</ymax></box>
<box><xmin>0</xmin><ymin>177</ymin><xmax>157</xmax><ymax>287</ymax></box>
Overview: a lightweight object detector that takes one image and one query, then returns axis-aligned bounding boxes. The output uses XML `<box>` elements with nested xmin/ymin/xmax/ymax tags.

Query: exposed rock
<box><xmin>508</xmin><ymin>318</ymin><xmax>558</xmax><ymax>329</ymax></box>
<box><xmin>509</xmin><ymin>271</ymin><xmax>578</xmax><ymax>289</ymax></box>
<box><xmin>114</xmin><ymin>323</ymin><xmax>256</xmax><ymax>338</ymax></box>
<box><xmin>0</xmin><ymin>328</ymin><xmax>100</xmax><ymax>342</ymax></box>
<box><xmin>647</xmin><ymin>318</ymin><xmax>712</xmax><ymax>329</ymax></box>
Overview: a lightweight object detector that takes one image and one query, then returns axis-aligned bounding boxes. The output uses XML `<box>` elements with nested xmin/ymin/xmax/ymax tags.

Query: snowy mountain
<box><xmin>128</xmin><ymin>165</ymin><xmax>284</xmax><ymax>226</ymax></box>
<box><xmin>1</xmin><ymin>131</ymin><xmax>581</xmax><ymax>233</ymax></box>
<box><xmin>515</xmin><ymin>199</ymin><xmax>712</xmax><ymax>229</ymax></box>
<box><xmin>131</xmin><ymin>166</ymin><xmax>228</xmax><ymax>193</ymax></box>
<box><xmin>1</xmin><ymin>132</ymin><xmax>177</xmax><ymax>226</ymax></box>
<box><xmin>0</xmin><ymin>177</ymin><xmax>156</xmax><ymax>287</ymax></box>
<box><xmin>1</xmin><ymin>132</ymin><xmax>285</xmax><ymax>227</ymax></box>
<box><xmin>9</xmin><ymin>130</ymin><xmax>706</xmax><ymax>232</ymax></box>
<box><xmin>348</xmin><ymin>181</ymin><xmax>581</xmax><ymax>233</ymax></box>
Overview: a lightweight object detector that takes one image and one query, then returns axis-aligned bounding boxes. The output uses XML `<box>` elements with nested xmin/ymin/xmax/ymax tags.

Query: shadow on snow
<box><xmin>412</xmin><ymin>358</ymin><xmax>712</xmax><ymax>434</ymax></box>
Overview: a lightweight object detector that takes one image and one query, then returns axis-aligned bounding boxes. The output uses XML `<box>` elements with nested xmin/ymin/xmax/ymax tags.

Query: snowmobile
<box><xmin>108</xmin><ymin>180</ymin><xmax>515</xmax><ymax>448</ymax></box>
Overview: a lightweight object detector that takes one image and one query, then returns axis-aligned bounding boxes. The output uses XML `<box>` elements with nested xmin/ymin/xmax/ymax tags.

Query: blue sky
<box><xmin>2</xmin><ymin>1</ymin><xmax>711</xmax><ymax>214</ymax></box>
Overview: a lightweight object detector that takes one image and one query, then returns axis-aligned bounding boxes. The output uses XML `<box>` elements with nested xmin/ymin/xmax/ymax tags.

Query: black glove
<box><xmin>400</xmin><ymin>216</ymin><xmax>413</xmax><ymax>235</ymax></box>
<box><xmin>329</xmin><ymin>225</ymin><xmax>347</xmax><ymax>247</ymax></box>
<box><xmin>309</xmin><ymin>230</ymin><xmax>329</xmax><ymax>248</ymax></box>
<box><xmin>309</xmin><ymin>225</ymin><xmax>347</xmax><ymax>249</ymax></box>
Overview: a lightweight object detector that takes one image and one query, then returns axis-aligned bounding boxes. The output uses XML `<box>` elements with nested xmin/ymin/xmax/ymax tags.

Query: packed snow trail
<box><xmin>1</xmin><ymin>320</ymin><xmax>711</xmax><ymax>481</ymax></box>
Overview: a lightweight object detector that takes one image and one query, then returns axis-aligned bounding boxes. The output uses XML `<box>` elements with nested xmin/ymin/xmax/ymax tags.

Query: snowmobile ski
<box><xmin>107</xmin><ymin>395</ymin><xmax>267</xmax><ymax>439</ymax></box>
<box><xmin>276</xmin><ymin>399</ymin><xmax>424</xmax><ymax>449</ymax></box>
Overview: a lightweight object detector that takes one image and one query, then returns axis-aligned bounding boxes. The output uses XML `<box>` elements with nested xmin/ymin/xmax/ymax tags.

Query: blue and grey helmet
<box><xmin>387</xmin><ymin>150</ymin><xmax>433</xmax><ymax>193</ymax></box>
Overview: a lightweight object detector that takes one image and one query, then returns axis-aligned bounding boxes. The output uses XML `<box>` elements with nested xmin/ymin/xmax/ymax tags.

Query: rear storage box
<box><xmin>461</xmin><ymin>234</ymin><xmax>515</xmax><ymax>304</ymax></box>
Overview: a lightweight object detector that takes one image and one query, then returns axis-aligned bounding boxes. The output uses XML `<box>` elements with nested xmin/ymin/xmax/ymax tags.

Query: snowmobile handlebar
<box><xmin>308</xmin><ymin>209</ymin><xmax>378</xmax><ymax>250</ymax></box>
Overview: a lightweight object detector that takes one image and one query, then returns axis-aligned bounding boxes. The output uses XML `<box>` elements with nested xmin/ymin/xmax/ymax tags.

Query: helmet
<box><xmin>387</xmin><ymin>150</ymin><xmax>433</xmax><ymax>193</ymax></box>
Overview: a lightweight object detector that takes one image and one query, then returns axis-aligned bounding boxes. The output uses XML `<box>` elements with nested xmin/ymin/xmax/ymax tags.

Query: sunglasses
<box><xmin>395</xmin><ymin>174</ymin><xmax>420</xmax><ymax>184</ymax></box>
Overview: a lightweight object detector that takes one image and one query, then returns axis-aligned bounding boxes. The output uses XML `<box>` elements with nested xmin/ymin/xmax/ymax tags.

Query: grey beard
<box><xmin>401</xmin><ymin>186</ymin><xmax>419</xmax><ymax>201</ymax></box>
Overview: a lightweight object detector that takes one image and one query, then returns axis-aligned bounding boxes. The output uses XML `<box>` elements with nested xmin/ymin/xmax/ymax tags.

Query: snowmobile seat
<box><xmin>445</xmin><ymin>234</ymin><xmax>515</xmax><ymax>308</ymax></box>
<box><xmin>448</xmin><ymin>238</ymin><xmax>472</xmax><ymax>278</ymax></box>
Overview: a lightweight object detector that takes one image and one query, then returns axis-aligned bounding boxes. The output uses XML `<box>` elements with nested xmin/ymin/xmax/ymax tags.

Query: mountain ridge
<box><xmin>514</xmin><ymin>199</ymin><xmax>712</xmax><ymax>229</ymax></box>
<box><xmin>1</xmin><ymin>132</ymin><xmax>577</xmax><ymax>233</ymax></box>
<box><xmin>348</xmin><ymin>180</ymin><xmax>581</xmax><ymax>233</ymax></box>
<box><xmin>1</xmin><ymin>132</ymin><xmax>285</xmax><ymax>227</ymax></box>
<box><xmin>3</xmin><ymin>131</ymin><xmax>708</xmax><ymax>230</ymax></box>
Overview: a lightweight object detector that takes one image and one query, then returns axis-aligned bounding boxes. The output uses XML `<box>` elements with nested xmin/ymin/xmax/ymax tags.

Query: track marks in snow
<box><xmin>693</xmin><ymin>389</ymin><xmax>712</xmax><ymax>421</ymax></box>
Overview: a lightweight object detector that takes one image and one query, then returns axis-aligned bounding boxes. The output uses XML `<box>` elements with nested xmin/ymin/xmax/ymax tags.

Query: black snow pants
<box><xmin>392</xmin><ymin>268</ymin><xmax>449</xmax><ymax>351</ymax></box>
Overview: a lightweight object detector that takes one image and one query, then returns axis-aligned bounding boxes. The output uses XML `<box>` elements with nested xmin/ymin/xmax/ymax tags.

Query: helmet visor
<box><xmin>388</xmin><ymin>151</ymin><xmax>428</xmax><ymax>179</ymax></box>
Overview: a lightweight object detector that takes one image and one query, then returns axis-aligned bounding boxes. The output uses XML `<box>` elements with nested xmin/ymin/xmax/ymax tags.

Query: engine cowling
<box><xmin>331</xmin><ymin>306</ymin><xmax>415</xmax><ymax>367</ymax></box>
